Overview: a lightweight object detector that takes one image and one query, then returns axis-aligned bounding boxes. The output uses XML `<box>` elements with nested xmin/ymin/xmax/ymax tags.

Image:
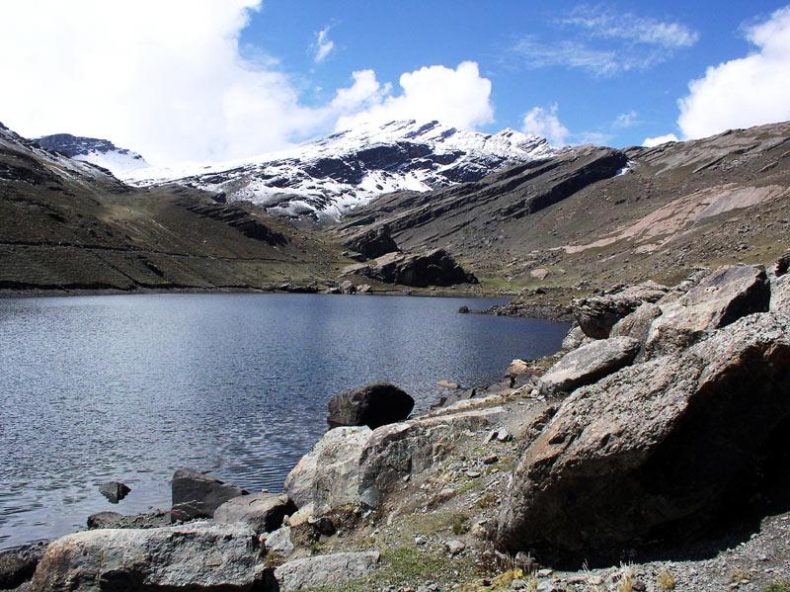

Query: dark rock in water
<box><xmin>347</xmin><ymin>248</ymin><xmax>477</xmax><ymax>288</ymax></box>
<box><xmin>344</xmin><ymin>226</ymin><xmax>399</xmax><ymax>260</ymax></box>
<box><xmin>458</xmin><ymin>305</ymin><xmax>470</xmax><ymax>314</ymax></box>
<box><xmin>87</xmin><ymin>510</ymin><xmax>170</xmax><ymax>530</ymax></box>
<box><xmin>98</xmin><ymin>481</ymin><xmax>131</xmax><ymax>504</ymax></box>
<box><xmin>0</xmin><ymin>540</ymin><xmax>47</xmax><ymax>590</ymax></box>
<box><xmin>327</xmin><ymin>383</ymin><xmax>414</xmax><ymax>429</ymax></box>
<box><xmin>496</xmin><ymin>313</ymin><xmax>790</xmax><ymax>562</ymax></box>
<box><xmin>171</xmin><ymin>468</ymin><xmax>249</xmax><ymax>521</ymax></box>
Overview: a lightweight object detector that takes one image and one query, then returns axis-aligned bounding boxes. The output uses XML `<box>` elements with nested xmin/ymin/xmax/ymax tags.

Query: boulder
<box><xmin>359</xmin><ymin>407</ymin><xmax>504</xmax><ymax>508</ymax></box>
<box><xmin>771</xmin><ymin>273</ymin><xmax>790</xmax><ymax>315</ymax></box>
<box><xmin>644</xmin><ymin>264</ymin><xmax>770</xmax><ymax>358</ymax></box>
<box><xmin>496</xmin><ymin>313</ymin><xmax>790</xmax><ymax>560</ymax></box>
<box><xmin>98</xmin><ymin>481</ymin><xmax>131</xmax><ymax>504</ymax></box>
<box><xmin>272</xmin><ymin>551</ymin><xmax>380</xmax><ymax>592</ymax></box>
<box><xmin>339</xmin><ymin>280</ymin><xmax>356</xmax><ymax>295</ymax></box>
<box><xmin>171</xmin><ymin>468</ymin><xmax>248</xmax><ymax>520</ymax></box>
<box><xmin>774</xmin><ymin>251</ymin><xmax>790</xmax><ymax>276</ymax></box>
<box><xmin>0</xmin><ymin>541</ymin><xmax>47</xmax><ymax>590</ymax></box>
<box><xmin>87</xmin><ymin>510</ymin><xmax>169</xmax><ymax>530</ymax></box>
<box><xmin>29</xmin><ymin>523</ymin><xmax>263</xmax><ymax>591</ymax></box>
<box><xmin>560</xmin><ymin>325</ymin><xmax>591</xmax><ymax>352</ymax></box>
<box><xmin>327</xmin><ymin>383</ymin><xmax>414</xmax><ymax>429</ymax></box>
<box><xmin>349</xmin><ymin>249</ymin><xmax>478</xmax><ymax>287</ymax></box>
<box><xmin>343</xmin><ymin>226</ymin><xmax>399</xmax><ymax>260</ymax></box>
<box><xmin>214</xmin><ymin>492</ymin><xmax>296</xmax><ymax>534</ymax></box>
<box><xmin>610</xmin><ymin>302</ymin><xmax>662</xmax><ymax>343</ymax></box>
<box><xmin>264</xmin><ymin>525</ymin><xmax>294</xmax><ymax>559</ymax></box>
<box><xmin>539</xmin><ymin>337</ymin><xmax>640</xmax><ymax>395</ymax></box>
<box><xmin>284</xmin><ymin>427</ymin><xmax>371</xmax><ymax>510</ymax></box>
<box><xmin>573</xmin><ymin>281</ymin><xmax>668</xmax><ymax>339</ymax></box>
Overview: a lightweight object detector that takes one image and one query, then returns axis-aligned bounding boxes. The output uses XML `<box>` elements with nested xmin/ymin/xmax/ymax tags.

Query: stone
<box><xmin>284</xmin><ymin>426</ymin><xmax>371</xmax><ymax>510</ymax></box>
<box><xmin>264</xmin><ymin>525</ymin><xmax>294</xmax><ymax>559</ymax></box>
<box><xmin>344</xmin><ymin>225</ymin><xmax>399</xmax><ymax>260</ymax></box>
<box><xmin>30</xmin><ymin>523</ymin><xmax>263</xmax><ymax>591</ymax></box>
<box><xmin>560</xmin><ymin>326</ymin><xmax>591</xmax><ymax>352</ymax></box>
<box><xmin>214</xmin><ymin>492</ymin><xmax>296</xmax><ymax>534</ymax></box>
<box><xmin>272</xmin><ymin>551</ymin><xmax>380</xmax><ymax>592</ymax></box>
<box><xmin>0</xmin><ymin>541</ymin><xmax>47</xmax><ymax>590</ymax></box>
<box><xmin>573</xmin><ymin>281</ymin><xmax>668</xmax><ymax>339</ymax></box>
<box><xmin>445</xmin><ymin>540</ymin><xmax>466</xmax><ymax>556</ymax></box>
<box><xmin>610</xmin><ymin>302</ymin><xmax>662</xmax><ymax>343</ymax></box>
<box><xmin>348</xmin><ymin>248</ymin><xmax>478</xmax><ymax>287</ymax></box>
<box><xmin>539</xmin><ymin>337</ymin><xmax>641</xmax><ymax>395</ymax></box>
<box><xmin>327</xmin><ymin>383</ymin><xmax>415</xmax><ymax>429</ymax></box>
<box><xmin>458</xmin><ymin>305</ymin><xmax>471</xmax><ymax>314</ymax></box>
<box><xmin>497</xmin><ymin>313</ymin><xmax>790</xmax><ymax>561</ymax></box>
<box><xmin>171</xmin><ymin>468</ymin><xmax>248</xmax><ymax>520</ymax></box>
<box><xmin>359</xmin><ymin>407</ymin><xmax>504</xmax><ymax>508</ymax></box>
<box><xmin>98</xmin><ymin>481</ymin><xmax>131</xmax><ymax>504</ymax></box>
<box><xmin>437</xmin><ymin>379</ymin><xmax>460</xmax><ymax>389</ymax></box>
<box><xmin>87</xmin><ymin>510</ymin><xmax>169</xmax><ymax>530</ymax></box>
<box><xmin>357</xmin><ymin>283</ymin><xmax>372</xmax><ymax>294</ymax></box>
<box><xmin>644</xmin><ymin>265</ymin><xmax>770</xmax><ymax>358</ymax></box>
<box><xmin>339</xmin><ymin>280</ymin><xmax>356</xmax><ymax>294</ymax></box>
<box><xmin>506</xmin><ymin>359</ymin><xmax>532</xmax><ymax>377</ymax></box>
<box><xmin>771</xmin><ymin>273</ymin><xmax>790</xmax><ymax>315</ymax></box>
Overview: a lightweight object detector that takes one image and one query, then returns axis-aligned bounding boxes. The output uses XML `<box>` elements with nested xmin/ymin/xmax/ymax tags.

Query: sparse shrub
<box><xmin>617</xmin><ymin>563</ymin><xmax>635</xmax><ymax>592</ymax></box>
<box><xmin>731</xmin><ymin>568</ymin><xmax>752</xmax><ymax>583</ymax></box>
<box><xmin>451</xmin><ymin>513</ymin><xmax>470</xmax><ymax>535</ymax></box>
<box><xmin>656</xmin><ymin>568</ymin><xmax>676</xmax><ymax>590</ymax></box>
<box><xmin>764</xmin><ymin>581</ymin><xmax>790</xmax><ymax>592</ymax></box>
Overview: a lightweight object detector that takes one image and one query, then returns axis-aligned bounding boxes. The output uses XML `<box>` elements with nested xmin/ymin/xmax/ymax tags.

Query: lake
<box><xmin>0</xmin><ymin>293</ymin><xmax>569</xmax><ymax>547</ymax></box>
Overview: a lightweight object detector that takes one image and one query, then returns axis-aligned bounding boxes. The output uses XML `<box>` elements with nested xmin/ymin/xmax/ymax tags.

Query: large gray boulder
<box><xmin>644</xmin><ymin>264</ymin><xmax>770</xmax><ymax>358</ymax></box>
<box><xmin>771</xmin><ymin>273</ymin><xmax>790</xmax><ymax>315</ymax></box>
<box><xmin>327</xmin><ymin>383</ymin><xmax>414</xmax><ymax>429</ymax></box>
<box><xmin>171</xmin><ymin>468</ymin><xmax>248</xmax><ymax>520</ymax></box>
<box><xmin>87</xmin><ymin>510</ymin><xmax>169</xmax><ymax>530</ymax></box>
<box><xmin>344</xmin><ymin>225</ymin><xmax>399</xmax><ymax>260</ymax></box>
<box><xmin>573</xmin><ymin>281</ymin><xmax>668</xmax><ymax>339</ymax></box>
<box><xmin>284</xmin><ymin>426</ymin><xmax>372</xmax><ymax>510</ymax></box>
<box><xmin>214</xmin><ymin>492</ymin><xmax>296</xmax><ymax>534</ymax></box>
<box><xmin>346</xmin><ymin>248</ymin><xmax>478</xmax><ymax>287</ymax></box>
<box><xmin>539</xmin><ymin>336</ymin><xmax>641</xmax><ymax>395</ymax></box>
<box><xmin>359</xmin><ymin>407</ymin><xmax>503</xmax><ymax>509</ymax></box>
<box><xmin>610</xmin><ymin>302</ymin><xmax>662</xmax><ymax>343</ymax></box>
<box><xmin>29</xmin><ymin>523</ymin><xmax>264</xmax><ymax>591</ymax></box>
<box><xmin>0</xmin><ymin>541</ymin><xmax>47</xmax><ymax>590</ymax></box>
<box><xmin>272</xmin><ymin>551</ymin><xmax>380</xmax><ymax>591</ymax></box>
<box><xmin>496</xmin><ymin>313</ymin><xmax>790</xmax><ymax>560</ymax></box>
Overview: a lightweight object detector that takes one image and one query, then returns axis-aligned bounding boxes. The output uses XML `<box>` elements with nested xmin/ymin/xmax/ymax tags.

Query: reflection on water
<box><xmin>0</xmin><ymin>293</ymin><xmax>568</xmax><ymax>547</ymax></box>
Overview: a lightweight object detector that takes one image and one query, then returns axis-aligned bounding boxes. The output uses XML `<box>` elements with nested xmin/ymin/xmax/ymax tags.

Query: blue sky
<box><xmin>241</xmin><ymin>0</ymin><xmax>788</xmax><ymax>147</ymax></box>
<box><xmin>1</xmin><ymin>1</ymin><xmax>789</xmax><ymax>163</ymax></box>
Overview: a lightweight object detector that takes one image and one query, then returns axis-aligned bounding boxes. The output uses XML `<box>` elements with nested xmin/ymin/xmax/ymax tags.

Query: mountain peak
<box><xmin>35</xmin><ymin>133</ymin><xmax>148</xmax><ymax>173</ymax></box>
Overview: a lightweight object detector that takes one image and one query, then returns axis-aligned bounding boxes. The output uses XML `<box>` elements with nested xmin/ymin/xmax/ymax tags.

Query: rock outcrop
<box><xmin>344</xmin><ymin>225</ymin><xmax>399</xmax><ymax>260</ymax></box>
<box><xmin>344</xmin><ymin>249</ymin><xmax>478</xmax><ymax>287</ymax></box>
<box><xmin>573</xmin><ymin>281</ymin><xmax>668</xmax><ymax>339</ymax></box>
<box><xmin>0</xmin><ymin>541</ymin><xmax>47</xmax><ymax>590</ymax></box>
<box><xmin>171</xmin><ymin>468</ymin><xmax>248</xmax><ymax>520</ymax></box>
<box><xmin>87</xmin><ymin>510</ymin><xmax>169</xmax><ymax>530</ymax></box>
<box><xmin>497</xmin><ymin>312</ymin><xmax>790</xmax><ymax>560</ymax></box>
<box><xmin>30</xmin><ymin>523</ymin><xmax>264</xmax><ymax>591</ymax></box>
<box><xmin>539</xmin><ymin>336</ymin><xmax>641</xmax><ymax>395</ymax></box>
<box><xmin>214</xmin><ymin>492</ymin><xmax>296</xmax><ymax>535</ymax></box>
<box><xmin>327</xmin><ymin>383</ymin><xmax>415</xmax><ymax>429</ymax></box>
<box><xmin>98</xmin><ymin>481</ymin><xmax>131</xmax><ymax>504</ymax></box>
<box><xmin>272</xmin><ymin>551</ymin><xmax>380</xmax><ymax>591</ymax></box>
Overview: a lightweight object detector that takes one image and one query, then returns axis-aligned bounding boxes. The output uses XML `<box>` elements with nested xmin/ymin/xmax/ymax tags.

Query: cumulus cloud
<box><xmin>643</xmin><ymin>133</ymin><xmax>679</xmax><ymax>147</ymax></box>
<box><xmin>313</xmin><ymin>26</ymin><xmax>335</xmax><ymax>63</ymax></box>
<box><xmin>613</xmin><ymin>110</ymin><xmax>639</xmax><ymax>128</ymax></box>
<box><xmin>0</xmin><ymin>1</ymin><xmax>493</xmax><ymax>164</ymax></box>
<box><xmin>522</xmin><ymin>104</ymin><xmax>570</xmax><ymax>146</ymax></box>
<box><xmin>335</xmin><ymin>61</ymin><xmax>494</xmax><ymax>132</ymax></box>
<box><xmin>678</xmin><ymin>6</ymin><xmax>790</xmax><ymax>139</ymax></box>
<box><xmin>514</xmin><ymin>5</ymin><xmax>698</xmax><ymax>76</ymax></box>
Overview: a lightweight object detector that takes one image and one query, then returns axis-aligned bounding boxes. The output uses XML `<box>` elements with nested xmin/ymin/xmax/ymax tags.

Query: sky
<box><xmin>0</xmin><ymin>1</ymin><xmax>789</xmax><ymax>165</ymax></box>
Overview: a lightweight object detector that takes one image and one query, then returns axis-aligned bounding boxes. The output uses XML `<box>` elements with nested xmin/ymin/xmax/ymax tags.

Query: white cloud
<box><xmin>643</xmin><ymin>133</ymin><xmax>679</xmax><ymax>147</ymax></box>
<box><xmin>678</xmin><ymin>6</ymin><xmax>790</xmax><ymax>139</ymax></box>
<box><xmin>0</xmin><ymin>1</ymin><xmax>493</xmax><ymax>165</ymax></box>
<box><xmin>522</xmin><ymin>104</ymin><xmax>570</xmax><ymax>146</ymax></box>
<box><xmin>515</xmin><ymin>6</ymin><xmax>698</xmax><ymax>77</ymax></box>
<box><xmin>335</xmin><ymin>61</ymin><xmax>494</xmax><ymax>132</ymax></box>
<box><xmin>613</xmin><ymin>110</ymin><xmax>639</xmax><ymax>128</ymax></box>
<box><xmin>313</xmin><ymin>26</ymin><xmax>335</xmax><ymax>63</ymax></box>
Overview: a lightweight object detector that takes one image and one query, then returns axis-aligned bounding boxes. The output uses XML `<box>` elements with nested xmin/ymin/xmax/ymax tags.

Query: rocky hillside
<box><xmin>0</xmin><ymin>122</ymin><xmax>343</xmax><ymax>293</ymax></box>
<box><xmin>6</xmin><ymin>259</ymin><xmax>790</xmax><ymax>591</ymax></box>
<box><xmin>34</xmin><ymin>133</ymin><xmax>149</xmax><ymax>173</ymax></box>
<box><xmin>338</xmin><ymin>121</ymin><xmax>790</xmax><ymax>302</ymax></box>
<box><xmin>125</xmin><ymin>119</ymin><xmax>554</xmax><ymax>220</ymax></box>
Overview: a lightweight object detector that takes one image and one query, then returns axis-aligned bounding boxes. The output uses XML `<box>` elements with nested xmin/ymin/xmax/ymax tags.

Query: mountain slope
<box><xmin>338</xmin><ymin>121</ymin><xmax>790</xmax><ymax>297</ymax></box>
<box><xmin>35</xmin><ymin>133</ymin><xmax>149</xmax><ymax>173</ymax></box>
<box><xmin>0</xmin><ymin>122</ymin><xmax>343</xmax><ymax>293</ymax></box>
<box><xmin>125</xmin><ymin>119</ymin><xmax>554</xmax><ymax>220</ymax></box>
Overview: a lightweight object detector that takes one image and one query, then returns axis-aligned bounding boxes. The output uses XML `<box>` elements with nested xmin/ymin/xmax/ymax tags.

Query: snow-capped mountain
<box><xmin>35</xmin><ymin>133</ymin><xmax>149</xmax><ymax>173</ymax></box>
<box><xmin>125</xmin><ymin>120</ymin><xmax>555</xmax><ymax>220</ymax></box>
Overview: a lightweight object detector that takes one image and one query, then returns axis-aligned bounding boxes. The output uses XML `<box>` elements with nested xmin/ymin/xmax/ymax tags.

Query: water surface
<box><xmin>0</xmin><ymin>293</ymin><xmax>568</xmax><ymax>547</ymax></box>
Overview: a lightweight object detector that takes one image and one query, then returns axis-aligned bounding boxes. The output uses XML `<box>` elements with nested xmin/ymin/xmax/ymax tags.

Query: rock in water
<box><xmin>0</xmin><ymin>541</ymin><xmax>47</xmax><ymax>590</ymax></box>
<box><xmin>214</xmin><ymin>492</ymin><xmax>296</xmax><ymax>534</ymax></box>
<box><xmin>539</xmin><ymin>336</ymin><xmax>641</xmax><ymax>395</ymax></box>
<box><xmin>29</xmin><ymin>523</ymin><xmax>263</xmax><ymax>591</ymax></box>
<box><xmin>98</xmin><ymin>481</ymin><xmax>131</xmax><ymax>504</ymax></box>
<box><xmin>496</xmin><ymin>313</ymin><xmax>790</xmax><ymax>561</ymax></box>
<box><xmin>171</xmin><ymin>468</ymin><xmax>248</xmax><ymax>521</ymax></box>
<box><xmin>327</xmin><ymin>383</ymin><xmax>415</xmax><ymax>429</ymax></box>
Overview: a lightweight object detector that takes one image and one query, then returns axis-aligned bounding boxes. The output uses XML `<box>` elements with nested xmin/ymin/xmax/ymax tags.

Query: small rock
<box><xmin>445</xmin><ymin>540</ymin><xmax>465</xmax><ymax>556</ymax></box>
<box><xmin>483</xmin><ymin>455</ymin><xmax>499</xmax><ymax>465</ymax></box>
<box><xmin>414</xmin><ymin>535</ymin><xmax>428</xmax><ymax>546</ymax></box>
<box><xmin>466</xmin><ymin>470</ymin><xmax>481</xmax><ymax>479</ymax></box>
<box><xmin>98</xmin><ymin>481</ymin><xmax>131</xmax><ymax>504</ymax></box>
<box><xmin>537</xmin><ymin>568</ymin><xmax>553</xmax><ymax>577</ymax></box>
<box><xmin>437</xmin><ymin>380</ymin><xmax>460</xmax><ymax>390</ymax></box>
<box><xmin>496</xmin><ymin>428</ymin><xmax>513</xmax><ymax>443</ymax></box>
<box><xmin>458</xmin><ymin>306</ymin><xmax>471</xmax><ymax>314</ymax></box>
